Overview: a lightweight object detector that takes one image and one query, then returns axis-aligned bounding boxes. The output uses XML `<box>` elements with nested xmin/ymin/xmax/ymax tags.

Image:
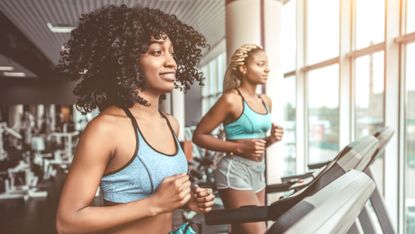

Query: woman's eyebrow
<box><xmin>149</xmin><ymin>40</ymin><xmax>165</xmax><ymax>45</ymax></box>
<box><xmin>149</xmin><ymin>40</ymin><xmax>174</xmax><ymax>51</ymax></box>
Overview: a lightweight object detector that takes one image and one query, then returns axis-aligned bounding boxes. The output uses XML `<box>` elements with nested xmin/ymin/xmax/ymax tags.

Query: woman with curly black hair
<box><xmin>56</xmin><ymin>5</ymin><xmax>214</xmax><ymax>234</ymax></box>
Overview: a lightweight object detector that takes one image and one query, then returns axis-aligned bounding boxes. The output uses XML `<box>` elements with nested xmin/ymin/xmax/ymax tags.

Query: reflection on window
<box><xmin>201</xmin><ymin>53</ymin><xmax>226</xmax><ymax>115</ymax></box>
<box><xmin>405</xmin><ymin>43</ymin><xmax>415</xmax><ymax>234</ymax></box>
<box><xmin>355</xmin><ymin>52</ymin><xmax>385</xmax><ymax>137</ymax></box>
<box><xmin>355</xmin><ymin>51</ymin><xmax>385</xmax><ymax>194</ymax></box>
<box><xmin>408</xmin><ymin>0</ymin><xmax>415</xmax><ymax>33</ymax></box>
<box><xmin>281</xmin><ymin>77</ymin><xmax>296</xmax><ymax>176</ymax></box>
<box><xmin>355</xmin><ymin>0</ymin><xmax>385</xmax><ymax>49</ymax></box>
<box><xmin>307</xmin><ymin>64</ymin><xmax>339</xmax><ymax>163</ymax></box>
<box><xmin>307</xmin><ymin>0</ymin><xmax>339</xmax><ymax>64</ymax></box>
<box><xmin>282</xmin><ymin>0</ymin><xmax>296</xmax><ymax>73</ymax></box>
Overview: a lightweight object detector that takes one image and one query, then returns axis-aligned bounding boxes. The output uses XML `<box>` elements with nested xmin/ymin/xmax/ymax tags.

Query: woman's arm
<box><xmin>56</xmin><ymin>117</ymin><xmax>190</xmax><ymax>234</ymax></box>
<box><xmin>193</xmin><ymin>94</ymin><xmax>265</xmax><ymax>159</ymax></box>
<box><xmin>192</xmin><ymin>94</ymin><xmax>239</xmax><ymax>154</ymax></box>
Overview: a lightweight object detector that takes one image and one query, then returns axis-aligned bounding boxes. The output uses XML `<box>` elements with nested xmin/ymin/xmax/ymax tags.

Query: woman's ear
<box><xmin>238</xmin><ymin>65</ymin><xmax>247</xmax><ymax>75</ymax></box>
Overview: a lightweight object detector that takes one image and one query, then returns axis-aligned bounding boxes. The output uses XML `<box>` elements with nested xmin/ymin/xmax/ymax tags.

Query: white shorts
<box><xmin>214</xmin><ymin>155</ymin><xmax>266</xmax><ymax>193</ymax></box>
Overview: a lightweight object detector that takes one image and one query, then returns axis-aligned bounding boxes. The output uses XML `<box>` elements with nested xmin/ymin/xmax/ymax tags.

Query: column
<box><xmin>172</xmin><ymin>89</ymin><xmax>185</xmax><ymax>141</ymax></box>
<box><xmin>226</xmin><ymin>0</ymin><xmax>284</xmax><ymax>186</ymax></box>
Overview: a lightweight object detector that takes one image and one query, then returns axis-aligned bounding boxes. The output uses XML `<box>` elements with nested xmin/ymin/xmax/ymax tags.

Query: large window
<box><xmin>282</xmin><ymin>0</ymin><xmax>296</xmax><ymax>73</ymax></box>
<box><xmin>277</xmin><ymin>0</ymin><xmax>414</xmax><ymax>232</ymax></box>
<box><xmin>355</xmin><ymin>0</ymin><xmax>385</xmax><ymax>49</ymax></box>
<box><xmin>355</xmin><ymin>51</ymin><xmax>385</xmax><ymax>193</ymax></box>
<box><xmin>408</xmin><ymin>0</ymin><xmax>415</xmax><ymax>33</ymax></box>
<box><xmin>201</xmin><ymin>52</ymin><xmax>226</xmax><ymax>115</ymax></box>
<box><xmin>281</xmin><ymin>77</ymin><xmax>296</xmax><ymax>176</ymax></box>
<box><xmin>405</xmin><ymin>42</ymin><xmax>415</xmax><ymax>234</ymax></box>
<box><xmin>306</xmin><ymin>0</ymin><xmax>339</xmax><ymax>64</ymax></box>
<box><xmin>307</xmin><ymin>64</ymin><xmax>339</xmax><ymax>163</ymax></box>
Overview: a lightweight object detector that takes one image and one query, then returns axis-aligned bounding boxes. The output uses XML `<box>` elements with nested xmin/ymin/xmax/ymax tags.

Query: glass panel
<box><xmin>282</xmin><ymin>0</ymin><xmax>296</xmax><ymax>73</ymax></box>
<box><xmin>208</xmin><ymin>60</ymin><xmax>216</xmax><ymax>94</ymax></box>
<box><xmin>281</xmin><ymin>77</ymin><xmax>297</xmax><ymax>176</ymax></box>
<box><xmin>307</xmin><ymin>0</ymin><xmax>339</xmax><ymax>64</ymax></box>
<box><xmin>200</xmin><ymin>53</ymin><xmax>227</xmax><ymax>115</ymax></box>
<box><xmin>408</xmin><ymin>0</ymin><xmax>415</xmax><ymax>33</ymax></box>
<box><xmin>201</xmin><ymin>65</ymin><xmax>209</xmax><ymax>115</ymax></box>
<box><xmin>201</xmin><ymin>66</ymin><xmax>209</xmax><ymax>97</ymax></box>
<box><xmin>217</xmin><ymin>53</ymin><xmax>226</xmax><ymax>92</ymax></box>
<box><xmin>405</xmin><ymin>42</ymin><xmax>415</xmax><ymax>234</ymax></box>
<box><xmin>308</xmin><ymin>64</ymin><xmax>340</xmax><ymax>163</ymax></box>
<box><xmin>355</xmin><ymin>0</ymin><xmax>385</xmax><ymax>49</ymax></box>
<box><xmin>355</xmin><ymin>51</ymin><xmax>385</xmax><ymax>193</ymax></box>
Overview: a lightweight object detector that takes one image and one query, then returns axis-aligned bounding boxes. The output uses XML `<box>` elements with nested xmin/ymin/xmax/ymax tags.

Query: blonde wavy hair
<box><xmin>223</xmin><ymin>44</ymin><xmax>263</xmax><ymax>92</ymax></box>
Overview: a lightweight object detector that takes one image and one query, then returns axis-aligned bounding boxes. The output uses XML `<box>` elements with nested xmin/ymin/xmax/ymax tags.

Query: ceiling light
<box><xmin>0</xmin><ymin>66</ymin><xmax>14</xmax><ymax>71</ymax></box>
<box><xmin>47</xmin><ymin>22</ymin><xmax>75</xmax><ymax>33</ymax></box>
<box><xmin>3</xmin><ymin>72</ymin><xmax>26</xmax><ymax>77</ymax></box>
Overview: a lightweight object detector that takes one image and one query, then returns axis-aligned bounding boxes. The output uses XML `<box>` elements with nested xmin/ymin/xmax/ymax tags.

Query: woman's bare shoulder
<box><xmin>82</xmin><ymin>107</ymin><xmax>127</xmax><ymax>138</ymax></box>
<box><xmin>219</xmin><ymin>89</ymin><xmax>241</xmax><ymax>106</ymax></box>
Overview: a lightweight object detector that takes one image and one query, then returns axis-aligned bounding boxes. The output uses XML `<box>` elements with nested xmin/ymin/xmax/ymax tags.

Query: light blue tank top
<box><xmin>224</xmin><ymin>89</ymin><xmax>272</xmax><ymax>140</ymax></box>
<box><xmin>100</xmin><ymin>108</ymin><xmax>188</xmax><ymax>203</ymax></box>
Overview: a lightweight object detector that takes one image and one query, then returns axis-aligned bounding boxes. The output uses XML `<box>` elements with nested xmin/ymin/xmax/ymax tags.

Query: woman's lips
<box><xmin>160</xmin><ymin>72</ymin><xmax>176</xmax><ymax>81</ymax></box>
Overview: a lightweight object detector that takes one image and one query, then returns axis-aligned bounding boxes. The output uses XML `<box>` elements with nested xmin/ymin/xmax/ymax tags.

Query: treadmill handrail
<box><xmin>307</xmin><ymin>160</ymin><xmax>330</xmax><ymax>170</ymax></box>
<box><xmin>281</xmin><ymin>170</ymin><xmax>375</xmax><ymax>234</ymax></box>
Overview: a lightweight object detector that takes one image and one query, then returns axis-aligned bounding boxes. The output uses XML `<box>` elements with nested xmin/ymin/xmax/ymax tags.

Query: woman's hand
<box><xmin>234</xmin><ymin>139</ymin><xmax>266</xmax><ymax>161</ymax></box>
<box><xmin>266</xmin><ymin>123</ymin><xmax>284</xmax><ymax>146</ymax></box>
<box><xmin>149</xmin><ymin>173</ymin><xmax>192</xmax><ymax>215</ymax></box>
<box><xmin>186</xmin><ymin>185</ymin><xmax>215</xmax><ymax>213</ymax></box>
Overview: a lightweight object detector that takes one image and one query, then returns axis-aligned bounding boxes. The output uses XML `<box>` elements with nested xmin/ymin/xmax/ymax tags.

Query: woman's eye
<box><xmin>151</xmin><ymin>50</ymin><xmax>162</xmax><ymax>56</ymax></box>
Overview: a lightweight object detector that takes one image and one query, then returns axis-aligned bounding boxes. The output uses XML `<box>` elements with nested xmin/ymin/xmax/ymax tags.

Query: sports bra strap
<box><xmin>258</xmin><ymin>95</ymin><xmax>270</xmax><ymax>112</ymax></box>
<box><xmin>159</xmin><ymin>111</ymin><xmax>178</xmax><ymax>138</ymax></box>
<box><xmin>235</xmin><ymin>88</ymin><xmax>245</xmax><ymax>100</ymax></box>
<box><xmin>123</xmin><ymin>107</ymin><xmax>139</xmax><ymax>130</ymax></box>
<box><xmin>236</xmin><ymin>88</ymin><xmax>269</xmax><ymax>112</ymax></box>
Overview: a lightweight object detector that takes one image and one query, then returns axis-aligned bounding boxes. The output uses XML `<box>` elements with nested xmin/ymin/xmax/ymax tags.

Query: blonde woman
<box><xmin>193</xmin><ymin>44</ymin><xmax>284</xmax><ymax>233</ymax></box>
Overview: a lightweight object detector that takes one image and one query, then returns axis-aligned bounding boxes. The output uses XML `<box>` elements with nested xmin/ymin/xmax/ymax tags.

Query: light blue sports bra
<box><xmin>224</xmin><ymin>89</ymin><xmax>272</xmax><ymax>140</ymax></box>
<box><xmin>100</xmin><ymin>108</ymin><xmax>188</xmax><ymax>203</ymax></box>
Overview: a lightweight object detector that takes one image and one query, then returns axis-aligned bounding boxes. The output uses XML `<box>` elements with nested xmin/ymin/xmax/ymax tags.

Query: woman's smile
<box><xmin>159</xmin><ymin>71</ymin><xmax>176</xmax><ymax>82</ymax></box>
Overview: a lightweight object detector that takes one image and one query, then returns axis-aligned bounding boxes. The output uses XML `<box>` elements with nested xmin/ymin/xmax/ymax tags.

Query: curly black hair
<box><xmin>58</xmin><ymin>4</ymin><xmax>208</xmax><ymax>114</ymax></box>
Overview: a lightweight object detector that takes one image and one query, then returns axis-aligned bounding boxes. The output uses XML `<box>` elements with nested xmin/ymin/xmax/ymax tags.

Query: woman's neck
<box><xmin>238</xmin><ymin>82</ymin><xmax>258</xmax><ymax>99</ymax></box>
<box><xmin>130</xmin><ymin>90</ymin><xmax>161</xmax><ymax>117</ymax></box>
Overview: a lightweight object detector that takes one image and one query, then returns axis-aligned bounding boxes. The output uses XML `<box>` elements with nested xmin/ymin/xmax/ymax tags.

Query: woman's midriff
<box><xmin>104</xmin><ymin>201</ymin><xmax>173</xmax><ymax>234</ymax></box>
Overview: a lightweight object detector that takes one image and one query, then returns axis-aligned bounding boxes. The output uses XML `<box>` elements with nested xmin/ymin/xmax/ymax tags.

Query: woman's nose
<box><xmin>165</xmin><ymin>53</ymin><xmax>177</xmax><ymax>69</ymax></box>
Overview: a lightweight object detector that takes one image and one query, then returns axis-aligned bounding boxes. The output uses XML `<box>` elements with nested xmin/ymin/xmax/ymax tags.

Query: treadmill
<box><xmin>205</xmin><ymin>135</ymin><xmax>379</xmax><ymax>226</ymax></box>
